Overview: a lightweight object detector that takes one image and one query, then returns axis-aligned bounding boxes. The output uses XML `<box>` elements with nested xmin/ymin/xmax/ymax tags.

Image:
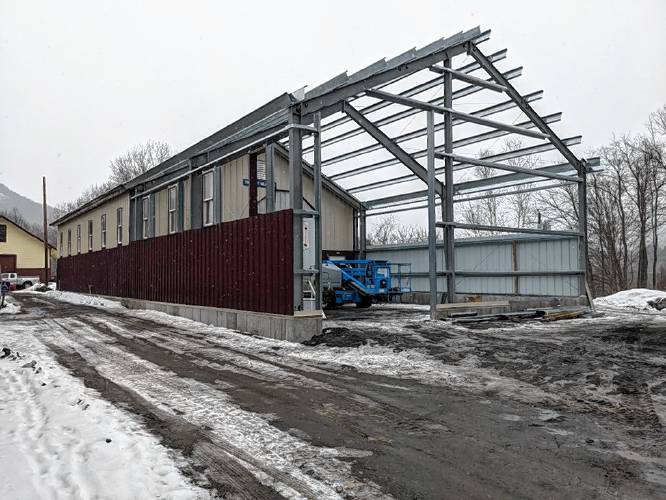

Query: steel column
<box><xmin>426</xmin><ymin>110</ymin><xmax>438</xmax><ymax>318</ymax></box>
<box><xmin>313</xmin><ymin>112</ymin><xmax>323</xmax><ymax>310</ymax></box>
<box><xmin>578</xmin><ymin>164</ymin><xmax>589</xmax><ymax>299</ymax></box>
<box><xmin>265</xmin><ymin>143</ymin><xmax>275</xmax><ymax>213</ymax></box>
<box><xmin>359</xmin><ymin>208</ymin><xmax>367</xmax><ymax>258</ymax></box>
<box><xmin>249</xmin><ymin>152</ymin><xmax>258</xmax><ymax>217</ymax></box>
<box><xmin>213</xmin><ymin>165</ymin><xmax>222</xmax><ymax>224</ymax></box>
<box><xmin>289</xmin><ymin>107</ymin><xmax>304</xmax><ymax>311</ymax></box>
<box><xmin>177</xmin><ymin>179</ymin><xmax>185</xmax><ymax>232</ymax></box>
<box><xmin>443</xmin><ymin>58</ymin><xmax>456</xmax><ymax>303</ymax></box>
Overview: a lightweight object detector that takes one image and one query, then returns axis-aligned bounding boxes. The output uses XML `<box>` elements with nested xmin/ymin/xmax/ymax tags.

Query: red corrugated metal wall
<box><xmin>57</xmin><ymin>210</ymin><xmax>293</xmax><ymax>315</ymax></box>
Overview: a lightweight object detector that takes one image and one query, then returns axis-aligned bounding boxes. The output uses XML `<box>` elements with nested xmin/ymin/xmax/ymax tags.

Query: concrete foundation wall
<box><xmin>119</xmin><ymin>297</ymin><xmax>321</xmax><ymax>343</ymax></box>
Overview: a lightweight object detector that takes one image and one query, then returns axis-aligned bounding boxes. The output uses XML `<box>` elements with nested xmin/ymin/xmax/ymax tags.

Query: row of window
<box><xmin>140</xmin><ymin>172</ymin><xmax>214</xmax><ymax>239</ymax></box>
<box><xmin>60</xmin><ymin>208</ymin><xmax>123</xmax><ymax>256</ymax></box>
<box><xmin>62</xmin><ymin>171</ymin><xmax>216</xmax><ymax>256</ymax></box>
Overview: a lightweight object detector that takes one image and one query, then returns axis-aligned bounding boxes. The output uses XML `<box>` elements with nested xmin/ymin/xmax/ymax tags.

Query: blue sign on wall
<box><xmin>242</xmin><ymin>179</ymin><xmax>267</xmax><ymax>188</ymax></box>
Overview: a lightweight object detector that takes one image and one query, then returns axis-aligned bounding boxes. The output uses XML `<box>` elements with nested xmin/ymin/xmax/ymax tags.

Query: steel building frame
<box><xmin>271</xmin><ymin>26</ymin><xmax>593</xmax><ymax>317</ymax></box>
<box><xmin>111</xmin><ymin>26</ymin><xmax>595</xmax><ymax>318</ymax></box>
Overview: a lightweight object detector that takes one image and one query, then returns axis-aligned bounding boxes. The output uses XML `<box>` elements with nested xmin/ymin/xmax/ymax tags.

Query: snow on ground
<box><xmin>0</xmin><ymin>323</ymin><xmax>210</xmax><ymax>500</ymax></box>
<box><xmin>0</xmin><ymin>301</ymin><xmax>20</xmax><ymax>314</ymax></box>
<box><xmin>595</xmin><ymin>288</ymin><xmax>666</xmax><ymax>312</ymax></box>
<box><xmin>42</xmin><ymin>290</ymin><xmax>123</xmax><ymax>309</ymax></box>
<box><xmin>126</xmin><ymin>307</ymin><xmax>554</xmax><ymax>404</ymax></box>
<box><xmin>39</xmin><ymin>315</ymin><xmax>388</xmax><ymax>500</ymax></box>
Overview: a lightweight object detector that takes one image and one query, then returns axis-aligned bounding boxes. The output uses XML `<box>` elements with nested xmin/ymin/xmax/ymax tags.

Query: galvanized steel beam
<box><xmin>289</xmin><ymin>108</ymin><xmax>304</xmax><ymax>311</ymax></box>
<box><xmin>265</xmin><ymin>143</ymin><xmax>275</xmax><ymax>213</ymax></box>
<box><xmin>307</xmin><ymin>65</ymin><xmax>523</xmax><ymax>155</ymax></box>
<box><xmin>365</xmin><ymin>89</ymin><xmax>550</xmax><ymax>140</ymax></box>
<box><xmin>436</xmin><ymin>152</ymin><xmax>581</xmax><ymax>183</ymax></box>
<box><xmin>442</xmin><ymin>58</ymin><xmax>456</xmax><ymax>303</ymax></box>
<box><xmin>325</xmin><ymin>91</ymin><xmax>546</xmax><ymax>173</ymax></box>
<box><xmin>426</xmin><ymin>110</ymin><xmax>438</xmax><ymax>318</ymax></box>
<box><xmin>342</xmin><ymin>101</ymin><xmax>444</xmax><ymax>198</ymax></box>
<box><xmin>429</xmin><ymin>64</ymin><xmax>506</xmax><ymax>92</ymax></box>
<box><xmin>347</xmin><ymin>136</ymin><xmax>582</xmax><ymax>195</ymax></box>
<box><xmin>313</xmin><ymin>112</ymin><xmax>323</xmax><ymax>310</ymax></box>
<box><xmin>437</xmin><ymin>221</ymin><xmax>583</xmax><ymax>238</ymax></box>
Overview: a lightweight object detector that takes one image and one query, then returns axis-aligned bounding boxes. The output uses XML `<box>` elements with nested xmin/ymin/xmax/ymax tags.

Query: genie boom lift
<box><xmin>321</xmin><ymin>259</ymin><xmax>410</xmax><ymax>309</ymax></box>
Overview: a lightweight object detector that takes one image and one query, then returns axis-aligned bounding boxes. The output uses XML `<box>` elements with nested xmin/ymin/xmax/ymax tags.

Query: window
<box><xmin>101</xmin><ymin>214</ymin><xmax>107</xmax><ymax>248</ymax></box>
<box><xmin>76</xmin><ymin>225</ymin><xmax>81</xmax><ymax>254</ymax></box>
<box><xmin>88</xmin><ymin>220</ymin><xmax>93</xmax><ymax>251</ymax></box>
<box><xmin>0</xmin><ymin>224</ymin><xmax>6</xmax><ymax>242</ymax></box>
<box><xmin>142</xmin><ymin>196</ymin><xmax>150</xmax><ymax>239</ymax></box>
<box><xmin>168</xmin><ymin>185</ymin><xmax>178</xmax><ymax>234</ymax></box>
<box><xmin>67</xmin><ymin>230</ymin><xmax>71</xmax><ymax>255</ymax></box>
<box><xmin>117</xmin><ymin>207</ymin><xmax>123</xmax><ymax>245</ymax></box>
<box><xmin>202</xmin><ymin>171</ymin><xmax>214</xmax><ymax>226</ymax></box>
<box><xmin>59</xmin><ymin>232</ymin><xmax>63</xmax><ymax>256</ymax></box>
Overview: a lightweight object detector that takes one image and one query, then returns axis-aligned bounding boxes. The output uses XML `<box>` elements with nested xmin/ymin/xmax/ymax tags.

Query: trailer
<box><xmin>321</xmin><ymin>259</ymin><xmax>411</xmax><ymax>309</ymax></box>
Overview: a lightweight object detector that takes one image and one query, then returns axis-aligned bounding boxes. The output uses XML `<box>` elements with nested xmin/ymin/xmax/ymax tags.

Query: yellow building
<box><xmin>0</xmin><ymin>215</ymin><xmax>57</xmax><ymax>282</ymax></box>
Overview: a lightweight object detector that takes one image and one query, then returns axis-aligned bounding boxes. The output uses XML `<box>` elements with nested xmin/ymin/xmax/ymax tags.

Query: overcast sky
<box><xmin>1</xmin><ymin>0</ymin><xmax>665</xmax><ymax>205</ymax></box>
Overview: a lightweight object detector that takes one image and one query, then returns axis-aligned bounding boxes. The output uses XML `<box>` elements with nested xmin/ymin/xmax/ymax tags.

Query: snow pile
<box><xmin>595</xmin><ymin>288</ymin><xmax>666</xmax><ymax>311</ymax></box>
<box><xmin>0</xmin><ymin>331</ymin><xmax>210</xmax><ymax>499</ymax></box>
<box><xmin>0</xmin><ymin>302</ymin><xmax>21</xmax><ymax>314</ymax></box>
<box><xmin>22</xmin><ymin>282</ymin><xmax>56</xmax><ymax>292</ymax></box>
<box><xmin>44</xmin><ymin>290</ymin><xmax>124</xmax><ymax>309</ymax></box>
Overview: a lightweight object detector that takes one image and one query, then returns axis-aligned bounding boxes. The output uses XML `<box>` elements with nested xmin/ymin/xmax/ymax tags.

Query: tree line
<box><xmin>54</xmin><ymin>140</ymin><xmax>172</xmax><ymax>216</ymax></box>
<box><xmin>368</xmin><ymin>105</ymin><xmax>666</xmax><ymax>294</ymax></box>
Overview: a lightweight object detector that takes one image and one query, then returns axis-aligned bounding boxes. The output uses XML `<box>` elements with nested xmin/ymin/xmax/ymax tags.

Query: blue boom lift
<box><xmin>321</xmin><ymin>259</ymin><xmax>411</xmax><ymax>308</ymax></box>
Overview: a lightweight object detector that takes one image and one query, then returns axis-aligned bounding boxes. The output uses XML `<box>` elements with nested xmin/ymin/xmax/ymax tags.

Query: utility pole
<box><xmin>42</xmin><ymin>176</ymin><xmax>48</xmax><ymax>284</ymax></box>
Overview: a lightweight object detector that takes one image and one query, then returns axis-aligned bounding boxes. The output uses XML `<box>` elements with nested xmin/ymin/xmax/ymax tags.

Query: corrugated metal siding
<box><xmin>57</xmin><ymin>210</ymin><xmax>294</xmax><ymax>315</ymax></box>
<box><xmin>366</xmin><ymin>236</ymin><xmax>581</xmax><ymax>297</ymax></box>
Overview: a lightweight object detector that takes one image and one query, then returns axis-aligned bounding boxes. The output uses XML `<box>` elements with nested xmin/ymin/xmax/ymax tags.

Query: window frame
<box><xmin>100</xmin><ymin>214</ymin><xmax>107</xmax><ymax>248</ymax></box>
<box><xmin>0</xmin><ymin>224</ymin><xmax>6</xmax><ymax>243</ymax></box>
<box><xmin>87</xmin><ymin>219</ymin><xmax>93</xmax><ymax>251</ymax></box>
<box><xmin>168</xmin><ymin>185</ymin><xmax>178</xmax><ymax>234</ymax></box>
<box><xmin>142</xmin><ymin>196</ymin><xmax>150</xmax><ymax>239</ymax></box>
<box><xmin>202</xmin><ymin>170</ymin><xmax>214</xmax><ymax>227</ymax></box>
<box><xmin>76</xmin><ymin>224</ymin><xmax>81</xmax><ymax>254</ymax></box>
<box><xmin>59</xmin><ymin>232</ymin><xmax>63</xmax><ymax>256</ymax></box>
<box><xmin>117</xmin><ymin>207</ymin><xmax>123</xmax><ymax>245</ymax></box>
<box><xmin>67</xmin><ymin>229</ymin><xmax>71</xmax><ymax>255</ymax></box>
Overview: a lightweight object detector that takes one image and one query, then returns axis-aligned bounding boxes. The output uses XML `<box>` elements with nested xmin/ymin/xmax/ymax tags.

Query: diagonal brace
<box><xmin>342</xmin><ymin>101</ymin><xmax>444</xmax><ymax>198</ymax></box>
<box><xmin>466</xmin><ymin>42</ymin><xmax>583</xmax><ymax>173</ymax></box>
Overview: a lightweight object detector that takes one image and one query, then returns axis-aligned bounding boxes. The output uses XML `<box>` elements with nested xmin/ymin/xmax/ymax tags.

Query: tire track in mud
<box><xmin>41</xmin><ymin>315</ymin><xmax>388</xmax><ymax>500</ymax></box>
<box><xmin>46</xmin><ymin>343</ymin><xmax>283</xmax><ymax>500</ymax></box>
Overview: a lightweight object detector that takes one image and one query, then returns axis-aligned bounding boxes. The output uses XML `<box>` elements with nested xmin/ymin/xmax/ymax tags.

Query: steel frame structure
<box><xmin>68</xmin><ymin>26</ymin><xmax>593</xmax><ymax>317</ymax></box>
<box><xmin>266</xmin><ymin>27</ymin><xmax>593</xmax><ymax>317</ymax></box>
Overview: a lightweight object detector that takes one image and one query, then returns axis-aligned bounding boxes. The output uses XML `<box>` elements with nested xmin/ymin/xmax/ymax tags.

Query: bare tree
<box><xmin>644</xmin><ymin>107</ymin><xmax>666</xmax><ymax>288</ymax></box>
<box><xmin>58</xmin><ymin>140</ymin><xmax>172</xmax><ymax>214</ymax></box>
<box><xmin>109</xmin><ymin>140</ymin><xmax>172</xmax><ymax>184</ymax></box>
<box><xmin>367</xmin><ymin>215</ymin><xmax>429</xmax><ymax>245</ymax></box>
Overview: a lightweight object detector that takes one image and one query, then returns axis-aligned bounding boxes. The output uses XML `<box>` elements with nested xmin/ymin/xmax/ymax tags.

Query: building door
<box><xmin>0</xmin><ymin>254</ymin><xmax>17</xmax><ymax>273</ymax></box>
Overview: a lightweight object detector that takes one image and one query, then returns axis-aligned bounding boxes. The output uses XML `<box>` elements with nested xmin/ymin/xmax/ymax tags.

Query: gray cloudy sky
<box><xmin>1</xmin><ymin>0</ymin><xmax>665</xmax><ymax>205</ymax></box>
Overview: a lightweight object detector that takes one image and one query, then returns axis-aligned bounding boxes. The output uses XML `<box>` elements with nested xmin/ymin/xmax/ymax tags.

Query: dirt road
<box><xmin>4</xmin><ymin>294</ymin><xmax>665</xmax><ymax>499</ymax></box>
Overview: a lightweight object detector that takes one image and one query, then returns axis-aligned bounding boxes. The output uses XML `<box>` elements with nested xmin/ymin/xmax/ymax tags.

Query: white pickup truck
<box><xmin>0</xmin><ymin>272</ymin><xmax>40</xmax><ymax>290</ymax></box>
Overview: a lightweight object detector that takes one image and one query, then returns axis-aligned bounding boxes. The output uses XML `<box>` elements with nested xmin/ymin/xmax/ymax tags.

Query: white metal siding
<box><xmin>366</xmin><ymin>236</ymin><xmax>581</xmax><ymax>297</ymax></box>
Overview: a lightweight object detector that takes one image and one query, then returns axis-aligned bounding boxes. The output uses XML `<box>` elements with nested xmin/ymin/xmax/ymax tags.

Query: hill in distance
<box><xmin>0</xmin><ymin>183</ymin><xmax>57</xmax><ymax>226</ymax></box>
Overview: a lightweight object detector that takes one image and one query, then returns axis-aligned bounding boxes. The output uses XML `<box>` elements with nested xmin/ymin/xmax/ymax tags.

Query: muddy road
<box><xmin>3</xmin><ymin>294</ymin><xmax>666</xmax><ymax>499</ymax></box>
